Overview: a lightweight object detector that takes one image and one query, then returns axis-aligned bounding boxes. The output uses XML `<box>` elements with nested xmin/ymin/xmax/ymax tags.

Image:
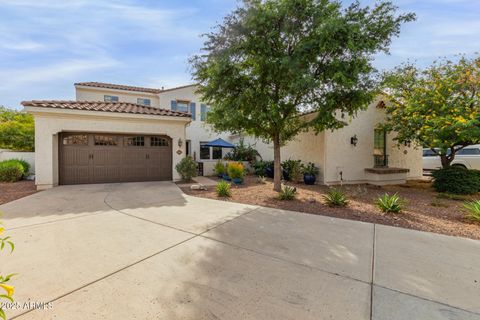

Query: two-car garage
<box><xmin>23</xmin><ymin>100</ymin><xmax>191</xmax><ymax>190</ymax></box>
<box><xmin>59</xmin><ymin>133</ymin><xmax>172</xmax><ymax>185</ymax></box>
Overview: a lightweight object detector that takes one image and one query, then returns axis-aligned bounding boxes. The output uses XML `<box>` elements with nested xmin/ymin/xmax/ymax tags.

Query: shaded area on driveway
<box><xmin>0</xmin><ymin>182</ymin><xmax>478</xmax><ymax>319</ymax></box>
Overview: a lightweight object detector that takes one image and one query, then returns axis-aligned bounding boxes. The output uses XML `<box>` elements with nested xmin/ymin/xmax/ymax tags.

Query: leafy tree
<box><xmin>382</xmin><ymin>56</ymin><xmax>480</xmax><ymax>168</ymax></box>
<box><xmin>191</xmin><ymin>0</ymin><xmax>414</xmax><ymax>191</ymax></box>
<box><xmin>0</xmin><ymin>107</ymin><xmax>34</xmax><ymax>152</ymax></box>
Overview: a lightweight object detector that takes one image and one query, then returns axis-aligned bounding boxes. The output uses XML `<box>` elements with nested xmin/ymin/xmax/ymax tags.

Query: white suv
<box><xmin>423</xmin><ymin>145</ymin><xmax>480</xmax><ymax>171</ymax></box>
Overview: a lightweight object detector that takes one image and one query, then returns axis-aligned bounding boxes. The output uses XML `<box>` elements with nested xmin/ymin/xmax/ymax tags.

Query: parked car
<box><xmin>423</xmin><ymin>145</ymin><xmax>480</xmax><ymax>171</ymax></box>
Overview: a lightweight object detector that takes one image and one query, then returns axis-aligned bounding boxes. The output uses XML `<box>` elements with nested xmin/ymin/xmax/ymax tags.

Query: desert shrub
<box><xmin>435</xmin><ymin>192</ymin><xmax>469</xmax><ymax>201</ymax></box>
<box><xmin>302</xmin><ymin>162</ymin><xmax>319</xmax><ymax>176</ymax></box>
<box><xmin>282</xmin><ymin>159</ymin><xmax>303</xmax><ymax>182</ymax></box>
<box><xmin>0</xmin><ymin>160</ymin><xmax>25</xmax><ymax>182</ymax></box>
<box><xmin>214</xmin><ymin>160</ymin><xmax>225</xmax><ymax>176</ymax></box>
<box><xmin>257</xmin><ymin>176</ymin><xmax>267</xmax><ymax>184</ymax></box>
<box><xmin>376</xmin><ymin>193</ymin><xmax>404</xmax><ymax>213</ymax></box>
<box><xmin>462</xmin><ymin>200</ymin><xmax>480</xmax><ymax>222</ymax></box>
<box><xmin>432</xmin><ymin>167</ymin><xmax>480</xmax><ymax>195</ymax></box>
<box><xmin>252</xmin><ymin>160</ymin><xmax>273</xmax><ymax>177</ymax></box>
<box><xmin>323</xmin><ymin>188</ymin><xmax>348</xmax><ymax>207</ymax></box>
<box><xmin>216</xmin><ymin>181</ymin><xmax>231</xmax><ymax>197</ymax></box>
<box><xmin>223</xmin><ymin>138</ymin><xmax>260</xmax><ymax>163</ymax></box>
<box><xmin>278</xmin><ymin>185</ymin><xmax>296</xmax><ymax>200</ymax></box>
<box><xmin>227</xmin><ymin>162</ymin><xmax>245</xmax><ymax>180</ymax></box>
<box><xmin>13</xmin><ymin>159</ymin><xmax>30</xmax><ymax>176</ymax></box>
<box><xmin>175</xmin><ymin>156</ymin><xmax>197</xmax><ymax>182</ymax></box>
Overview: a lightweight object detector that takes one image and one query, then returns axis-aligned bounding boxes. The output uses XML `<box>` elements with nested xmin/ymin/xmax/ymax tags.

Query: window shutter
<box><xmin>171</xmin><ymin>100</ymin><xmax>177</xmax><ymax>111</ymax></box>
<box><xmin>201</xmin><ymin>104</ymin><xmax>207</xmax><ymax>121</ymax></box>
<box><xmin>189</xmin><ymin>102</ymin><xmax>196</xmax><ymax>120</ymax></box>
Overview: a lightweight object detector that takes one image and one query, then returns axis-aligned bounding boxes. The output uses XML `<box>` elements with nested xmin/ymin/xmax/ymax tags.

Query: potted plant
<box><xmin>302</xmin><ymin>162</ymin><xmax>319</xmax><ymax>185</ymax></box>
<box><xmin>214</xmin><ymin>160</ymin><xmax>225</xmax><ymax>178</ymax></box>
<box><xmin>227</xmin><ymin>162</ymin><xmax>245</xmax><ymax>185</ymax></box>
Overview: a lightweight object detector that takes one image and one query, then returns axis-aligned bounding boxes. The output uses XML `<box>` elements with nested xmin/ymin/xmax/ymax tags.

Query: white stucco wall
<box><xmin>76</xmin><ymin>86</ymin><xmax>160</xmax><ymax>106</ymax></box>
<box><xmin>158</xmin><ymin>85</ymin><xmax>233</xmax><ymax>164</ymax></box>
<box><xmin>27</xmin><ymin>108</ymin><xmax>189</xmax><ymax>190</ymax></box>
<box><xmin>323</xmin><ymin>99</ymin><xmax>422</xmax><ymax>184</ymax></box>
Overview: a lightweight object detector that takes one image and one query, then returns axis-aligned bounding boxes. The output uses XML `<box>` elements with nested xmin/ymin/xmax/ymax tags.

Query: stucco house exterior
<box><xmin>23</xmin><ymin>82</ymin><xmax>422</xmax><ymax>190</ymax></box>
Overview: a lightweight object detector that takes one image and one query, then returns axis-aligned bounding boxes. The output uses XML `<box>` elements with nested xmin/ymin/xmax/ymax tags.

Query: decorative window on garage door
<box><xmin>94</xmin><ymin>135</ymin><xmax>118</xmax><ymax>146</ymax></box>
<box><xmin>63</xmin><ymin>134</ymin><xmax>88</xmax><ymax>145</ymax></box>
<box><xmin>150</xmin><ymin>137</ymin><xmax>169</xmax><ymax>147</ymax></box>
<box><xmin>125</xmin><ymin>136</ymin><xmax>145</xmax><ymax>146</ymax></box>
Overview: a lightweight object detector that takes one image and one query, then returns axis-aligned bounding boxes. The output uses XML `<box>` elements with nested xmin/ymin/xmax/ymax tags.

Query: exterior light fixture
<box><xmin>178</xmin><ymin>138</ymin><xmax>183</xmax><ymax>148</ymax></box>
<box><xmin>350</xmin><ymin>135</ymin><xmax>358</xmax><ymax>147</ymax></box>
<box><xmin>404</xmin><ymin>140</ymin><xmax>411</xmax><ymax>148</ymax></box>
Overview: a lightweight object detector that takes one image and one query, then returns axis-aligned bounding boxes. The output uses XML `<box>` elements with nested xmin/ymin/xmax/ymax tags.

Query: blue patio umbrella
<box><xmin>204</xmin><ymin>138</ymin><xmax>235</xmax><ymax>148</ymax></box>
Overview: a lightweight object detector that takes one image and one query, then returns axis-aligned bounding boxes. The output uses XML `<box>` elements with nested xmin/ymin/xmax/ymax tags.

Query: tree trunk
<box><xmin>440</xmin><ymin>154</ymin><xmax>453</xmax><ymax>168</ymax></box>
<box><xmin>273</xmin><ymin>134</ymin><xmax>282</xmax><ymax>192</ymax></box>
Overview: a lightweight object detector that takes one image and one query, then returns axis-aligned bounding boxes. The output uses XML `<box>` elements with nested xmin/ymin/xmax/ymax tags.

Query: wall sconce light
<box><xmin>178</xmin><ymin>138</ymin><xmax>183</xmax><ymax>148</ymax></box>
<box><xmin>404</xmin><ymin>140</ymin><xmax>411</xmax><ymax>148</ymax></box>
<box><xmin>350</xmin><ymin>135</ymin><xmax>358</xmax><ymax>147</ymax></box>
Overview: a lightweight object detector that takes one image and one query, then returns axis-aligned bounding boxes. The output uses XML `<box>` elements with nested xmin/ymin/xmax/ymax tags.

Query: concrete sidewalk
<box><xmin>0</xmin><ymin>182</ymin><xmax>478</xmax><ymax>319</ymax></box>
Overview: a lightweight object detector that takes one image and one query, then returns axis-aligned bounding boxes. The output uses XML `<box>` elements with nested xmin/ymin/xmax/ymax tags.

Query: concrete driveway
<box><xmin>0</xmin><ymin>182</ymin><xmax>479</xmax><ymax>320</ymax></box>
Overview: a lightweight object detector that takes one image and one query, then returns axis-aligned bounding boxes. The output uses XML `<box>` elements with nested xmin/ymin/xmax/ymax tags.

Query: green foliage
<box><xmin>216</xmin><ymin>181</ymin><xmax>231</xmax><ymax>197</ymax></box>
<box><xmin>227</xmin><ymin>162</ymin><xmax>245</xmax><ymax>180</ymax></box>
<box><xmin>224</xmin><ymin>138</ymin><xmax>260</xmax><ymax>163</ymax></box>
<box><xmin>432</xmin><ymin>167</ymin><xmax>480</xmax><ymax>195</ymax></box>
<box><xmin>214</xmin><ymin>161</ymin><xmax>226</xmax><ymax>176</ymax></box>
<box><xmin>252</xmin><ymin>160</ymin><xmax>273</xmax><ymax>176</ymax></box>
<box><xmin>282</xmin><ymin>159</ymin><xmax>303</xmax><ymax>182</ymax></box>
<box><xmin>0</xmin><ymin>107</ymin><xmax>34</xmax><ymax>152</ymax></box>
<box><xmin>382</xmin><ymin>56</ymin><xmax>480</xmax><ymax>167</ymax></box>
<box><xmin>376</xmin><ymin>193</ymin><xmax>404</xmax><ymax>213</ymax></box>
<box><xmin>191</xmin><ymin>0</ymin><xmax>414</xmax><ymax>190</ymax></box>
<box><xmin>302</xmin><ymin>162</ymin><xmax>319</xmax><ymax>176</ymax></box>
<box><xmin>0</xmin><ymin>219</ymin><xmax>15</xmax><ymax>320</ymax></box>
<box><xmin>462</xmin><ymin>200</ymin><xmax>480</xmax><ymax>222</ymax></box>
<box><xmin>175</xmin><ymin>156</ymin><xmax>198</xmax><ymax>182</ymax></box>
<box><xmin>323</xmin><ymin>188</ymin><xmax>349</xmax><ymax>207</ymax></box>
<box><xmin>13</xmin><ymin>159</ymin><xmax>29</xmax><ymax>176</ymax></box>
<box><xmin>278</xmin><ymin>185</ymin><xmax>296</xmax><ymax>201</ymax></box>
<box><xmin>0</xmin><ymin>160</ymin><xmax>25</xmax><ymax>182</ymax></box>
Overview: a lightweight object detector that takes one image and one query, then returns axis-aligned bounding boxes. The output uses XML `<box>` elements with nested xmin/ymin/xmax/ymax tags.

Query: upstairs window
<box><xmin>176</xmin><ymin>101</ymin><xmax>189</xmax><ymax>113</ymax></box>
<box><xmin>137</xmin><ymin>98</ymin><xmax>151</xmax><ymax>106</ymax></box>
<box><xmin>104</xmin><ymin>95</ymin><xmax>119</xmax><ymax>102</ymax></box>
<box><xmin>201</xmin><ymin>104</ymin><xmax>210</xmax><ymax>121</ymax></box>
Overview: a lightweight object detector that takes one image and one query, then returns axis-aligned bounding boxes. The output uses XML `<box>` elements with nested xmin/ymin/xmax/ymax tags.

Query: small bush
<box><xmin>376</xmin><ymin>193</ymin><xmax>404</xmax><ymax>213</ymax></box>
<box><xmin>278</xmin><ymin>185</ymin><xmax>296</xmax><ymax>200</ymax></box>
<box><xmin>0</xmin><ymin>160</ymin><xmax>25</xmax><ymax>182</ymax></box>
<box><xmin>282</xmin><ymin>159</ymin><xmax>303</xmax><ymax>183</ymax></box>
<box><xmin>227</xmin><ymin>162</ymin><xmax>245</xmax><ymax>180</ymax></box>
<box><xmin>432</xmin><ymin>167</ymin><xmax>480</xmax><ymax>195</ymax></box>
<box><xmin>323</xmin><ymin>188</ymin><xmax>348</xmax><ymax>207</ymax></box>
<box><xmin>257</xmin><ymin>176</ymin><xmax>267</xmax><ymax>184</ymax></box>
<box><xmin>14</xmin><ymin>159</ymin><xmax>30</xmax><ymax>176</ymax></box>
<box><xmin>462</xmin><ymin>200</ymin><xmax>480</xmax><ymax>222</ymax></box>
<box><xmin>214</xmin><ymin>160</ymin><xmax>225</xmax><ymax>176</ymax></box>
<box><xmin>252</xmin><ymin>160</ymin><xmax>273</xmax><ymax>177</ymax></box>
<box><xmin>216</xmin><ymin>181</ymin><xmax>231</xmax><ymax>197</ymax></box>
<box><xmin>302</xmin><ymin>162</ymin><xmax>319</xmax><ymax>176</ymax></box>
<box><xmin>175</xmin><ymin>156</ymin><xmax>197</xmax><ymax>182</ymax></box>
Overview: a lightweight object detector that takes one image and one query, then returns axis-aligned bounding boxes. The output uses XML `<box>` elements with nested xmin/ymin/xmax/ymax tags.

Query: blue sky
<box><xmin>0</xmin><ymin>0</ymin><xmax>478</xmax><ymax>109</ymax></box>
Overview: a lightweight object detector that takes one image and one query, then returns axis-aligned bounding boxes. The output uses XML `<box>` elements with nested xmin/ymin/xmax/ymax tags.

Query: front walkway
<box><xmin>0</xmin><ymin>182</ymin><xmax>478</xmax><ymax>319</ymax></box>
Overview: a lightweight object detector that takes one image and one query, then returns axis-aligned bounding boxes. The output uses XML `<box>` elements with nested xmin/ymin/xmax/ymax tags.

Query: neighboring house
<box><xmin>23</xmin><ymin>82</ymin><xmax>422</xmax><ymax>190</ymax></box>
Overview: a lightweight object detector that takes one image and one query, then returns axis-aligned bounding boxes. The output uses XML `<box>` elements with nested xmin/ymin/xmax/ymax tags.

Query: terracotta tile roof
<box><xmin>75</xmin><ymin>82</ymin><xmax>162</xmax><ymax>94</ymax></box>
<box><xmin>75</xmin><ymin>81</ymin><xmax>198</xmax><ymax>94</ymax></box>
<box><xmin>21</xmin><ymin>100</ymin><xmax>191</xmax><ymax>118</ymax></box>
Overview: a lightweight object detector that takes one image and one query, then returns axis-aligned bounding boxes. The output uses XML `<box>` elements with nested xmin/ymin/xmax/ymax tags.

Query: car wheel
<box><xmin>452</xmin><ymin>164</ymin><xmax>468</xmax><ymax>169</ymax></box>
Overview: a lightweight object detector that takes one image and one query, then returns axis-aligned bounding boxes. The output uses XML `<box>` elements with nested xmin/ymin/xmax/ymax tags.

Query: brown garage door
<box><xmin>59</xmin><ymin>133</ymin><xmax>172</xmax><ymax>185</ymax></box>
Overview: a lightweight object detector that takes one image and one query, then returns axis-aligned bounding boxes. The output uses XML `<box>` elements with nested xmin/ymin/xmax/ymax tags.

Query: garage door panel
<box><xmin>60</xmin><ymin>133</ymin><xmax>172</xmax><ymax>185</ymax></box>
